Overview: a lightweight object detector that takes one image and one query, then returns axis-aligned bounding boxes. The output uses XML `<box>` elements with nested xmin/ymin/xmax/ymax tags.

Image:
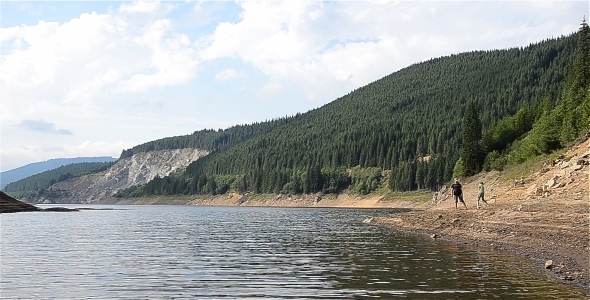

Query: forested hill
<box><xmin>0</xmin><ymin>156</ymin><xmax>115</xmax><ymax>189</ymax></box>
<box><xmin>118</xmin><ymin>32</ymin><xmax>579</xmax><ymax>197</ymax></box>
<box><xmin>3</xmin><ymin>161</ymin><xmax>115</xmax><ymax>197</ymax></box>
<box><xmin>119</xmin><ymin>119</ymin><xmax>291</xmax><ymax>158</ymax></box>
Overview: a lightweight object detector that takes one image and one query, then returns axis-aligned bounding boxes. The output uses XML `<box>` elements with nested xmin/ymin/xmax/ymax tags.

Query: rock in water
<box><xmin>42</xmin><ymin>207</ymin><xmax>79</xmax><ymax>212</ymax></box>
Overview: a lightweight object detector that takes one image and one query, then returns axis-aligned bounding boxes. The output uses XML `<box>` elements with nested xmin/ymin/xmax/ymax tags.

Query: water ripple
<box><xmin>1</xmin><ymin>205</ymin><xmax>585</xmax><ymax>299</ymax></box>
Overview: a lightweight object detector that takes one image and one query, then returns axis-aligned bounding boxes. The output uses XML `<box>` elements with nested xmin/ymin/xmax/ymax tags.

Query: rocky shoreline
<box><xmin>372</xmin><ymin>137</ymin><xmax>590</xmax><ymax>293</ymax></box>
<box><xmin>97</xmin><ymin>191</ymin><xmax>432</xmax><ymax>209</ymax></box>
<box><xmin>372</xmin><ymin>207</ymin><xmax>589</xmax><ymax>292</ymax></box>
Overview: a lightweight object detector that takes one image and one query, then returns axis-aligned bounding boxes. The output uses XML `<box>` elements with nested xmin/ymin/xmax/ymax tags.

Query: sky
<box><xmin>1</xmin><ymin>0</ymin><xmax>588</xmax><ymax>172</ymax></box>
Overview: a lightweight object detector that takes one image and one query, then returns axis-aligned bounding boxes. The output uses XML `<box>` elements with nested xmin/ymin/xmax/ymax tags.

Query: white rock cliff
<box><xmin>30</xmin><ymin>148</ymin><xmax>208</xmax><ymax>204</ymax></box>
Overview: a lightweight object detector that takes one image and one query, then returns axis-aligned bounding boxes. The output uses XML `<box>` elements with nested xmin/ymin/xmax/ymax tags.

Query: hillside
<box><xmin>119</xmin><ymin>121</ymin><xmax>288</xmax><ymax>158</ymax></box>
<box><xmin>0</xmin><ymin>156</ymin><xmax>116</xmax><ymax>189</ymax></box>
<box><xmin>373</xmin><ymin>134</ymin><xmax>589</xmax><ymax>288</ymax></box>
<box><xmin>3</xmin><ymin>161</ymin><xmax>115</xmax><ymax>197</ymax></box>
<box><xmin>117</xmin><ymin>32</ymin><xmax>579</xmax><ymax>198</ymax></box>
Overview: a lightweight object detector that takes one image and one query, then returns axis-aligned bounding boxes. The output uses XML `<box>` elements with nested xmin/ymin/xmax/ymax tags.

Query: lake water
<box><xmin>1</xmin><ymin>205</ymin><xmax>586</xmax><ymax>299</ymax></box>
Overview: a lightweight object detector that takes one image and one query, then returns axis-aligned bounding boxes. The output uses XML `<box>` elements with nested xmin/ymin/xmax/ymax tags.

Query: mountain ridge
<box><xmin>1</xmin><ymin>156</ymin><xmax>116</xmax><ymax>189</ymax></box>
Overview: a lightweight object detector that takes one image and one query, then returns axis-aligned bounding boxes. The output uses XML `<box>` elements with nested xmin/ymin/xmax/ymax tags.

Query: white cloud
<box><xmin>215</xmin><ymin>69</ymin><xmax>238</xmax><ymax>82</ymax></box>
<box><xmin>197</xmin><ymin>1</ymin><xmax>585</xmax><ymax>103</ymax></box>
<box><xmin>118</xmin><ymin>0</ymin><xmax>172</xmax><ymax>15</ymax></box>
<box><xmin>0</xmin><ymin>8</ymin><xmax>200</xmax><ymax>119</ymax></box>
<box><xmin>116</xmin><ymin>19</ymin><xmax>199</xmax><ymax>92</ymax></box>
<box><xmin>198</xmin><ymin>1</ymin><xmax>410</xmax><ymax>101</ymax></box>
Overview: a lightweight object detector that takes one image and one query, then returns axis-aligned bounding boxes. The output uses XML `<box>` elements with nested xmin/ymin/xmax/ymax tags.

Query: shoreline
<box><xmin>96</xmin><ymin>192</ymin><xmax>433</xmax><ymax>209</ymax></box>
<box><xmin>370</xmin><ymin>138</ymin><xmax>590</xmax><ymax>293</ymax></box>
<box><xmin>372</xmin><ymin>208</ymin><xmax>590</xmax><ymax>293</ymax></box>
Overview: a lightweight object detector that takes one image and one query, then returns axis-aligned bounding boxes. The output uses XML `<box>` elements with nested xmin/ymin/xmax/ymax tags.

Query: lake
<box><xmin>1</xmin><ymin>205</ymin><xmax>586</xmax><ymax>299</ymax></box>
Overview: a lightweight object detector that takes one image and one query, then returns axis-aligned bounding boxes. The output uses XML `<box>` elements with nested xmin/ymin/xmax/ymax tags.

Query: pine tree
<box><xmin>460</xmin><ymin>101</ymin><xmax>484</xmax><ymax>176</ymax></box>
<box><xmin>561</xmin><ymin>17</ymin><xmax>590</xmax><ymax>142</ymax></box>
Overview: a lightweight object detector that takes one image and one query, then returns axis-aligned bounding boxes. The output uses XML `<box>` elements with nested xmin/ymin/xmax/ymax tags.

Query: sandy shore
<box><xmin>98</xmin><ymin>192</ymin><xmax>432</xmax><ymax>209</ymax></box>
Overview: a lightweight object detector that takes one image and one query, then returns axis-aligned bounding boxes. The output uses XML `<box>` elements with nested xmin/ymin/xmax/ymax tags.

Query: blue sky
<box><xmin>1</xmin><ymin>1</ymin><xmax>588</xmax><ymax>171</ymax></box>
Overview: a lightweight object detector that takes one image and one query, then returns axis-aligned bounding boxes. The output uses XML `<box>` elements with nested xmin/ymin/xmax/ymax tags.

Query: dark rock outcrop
<box><xmin>0</xmin><ymin>191</ymin><xmax>40</xmax><ymax>213</ymax></box>
<box><xmin>1</xmin><ymin>191</ymin><xmax>79</xmax><ymax>213</ymax></box>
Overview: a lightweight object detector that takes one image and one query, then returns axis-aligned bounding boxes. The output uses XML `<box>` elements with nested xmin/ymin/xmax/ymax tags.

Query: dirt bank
<box><xmin>98</xmin><ymin>192</ymin><xmax>432</xmax><ymax>209</ymax></box>
<box><xmin>373</xmin><ymin>136</ymin><xmax>590</xmax><ymax>291</ymax></box>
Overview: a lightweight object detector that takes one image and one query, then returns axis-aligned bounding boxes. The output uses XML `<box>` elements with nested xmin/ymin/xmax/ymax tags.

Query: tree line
<box><xmin>457</xmin><ymin>19</ymin><xmax>590</xmax><ymax>176</ymax></box>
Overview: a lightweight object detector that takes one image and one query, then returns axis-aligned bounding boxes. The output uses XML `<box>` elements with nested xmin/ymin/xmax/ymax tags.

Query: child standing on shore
<box><xmin>477</xmin><ymin>182</ymin><xmax>489</xmax><ymax>209</ymax></box>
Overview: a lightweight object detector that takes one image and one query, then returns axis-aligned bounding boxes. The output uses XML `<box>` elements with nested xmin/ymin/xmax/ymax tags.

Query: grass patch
<box><xmin>501</xmin><ymin>149</ymin><xmax>567</xmax><ymax>181</ymax></box>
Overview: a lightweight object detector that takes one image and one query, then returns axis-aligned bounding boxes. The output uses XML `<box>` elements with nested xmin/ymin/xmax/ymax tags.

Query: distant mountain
<box><xmin>0</xmin><ymin>157</ymin><xmax>116</xmax><ymax>189</ymax></box>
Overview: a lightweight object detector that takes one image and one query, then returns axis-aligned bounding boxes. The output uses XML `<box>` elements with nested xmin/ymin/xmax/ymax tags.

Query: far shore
<box><xmin>95</xmin><ymin>192</ymin><xmax>433</xmax><ymax>209</ymax></box>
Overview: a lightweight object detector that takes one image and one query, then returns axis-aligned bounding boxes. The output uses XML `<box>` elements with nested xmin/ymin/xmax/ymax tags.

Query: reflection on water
<box><xmin>1</xmin><ymin>205</ymin><xmax>586</xmax><ymax>299</ymax></box>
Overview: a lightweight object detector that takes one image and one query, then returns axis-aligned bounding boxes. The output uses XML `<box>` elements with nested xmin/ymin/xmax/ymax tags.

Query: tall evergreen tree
<box><xmin>561</xmin><ymin>18</ymin><xmax>590</xmax><ymax>142</ymax></box>
<box><xmin>460</xmin><ymin>101</ymin><xmax>484</xmax><ymax>176</ymax></box>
